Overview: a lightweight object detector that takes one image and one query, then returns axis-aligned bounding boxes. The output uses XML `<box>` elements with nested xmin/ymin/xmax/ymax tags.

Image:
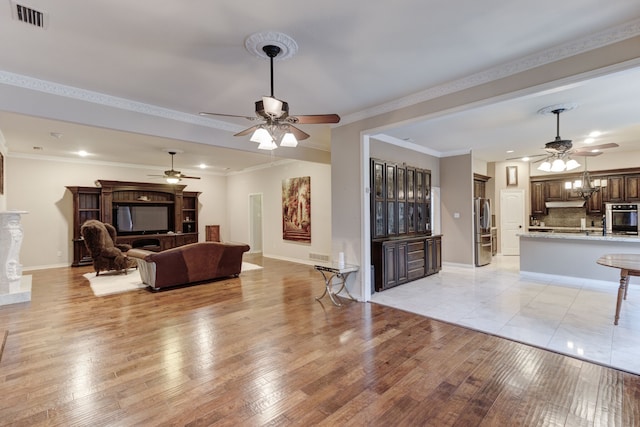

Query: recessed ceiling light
<box><xmin>591</xmin><ymin>149</ymin><xmax>601</xmax><ymax>153</ymax></box>
<box><xmin>199</xmin><ymin>164</ymin><xmax>207</xmax><ymax>169</ymax></box>
<box><xmin>522</xmin><ymin>157</ymin><xmax>530</xmax><ymax>162</ymax></box>
<box><xmin>506</xmin><ymin>150</ymin><xmax>514</xmax><ymax>153</ymax></box>
<box><xmin>77</xmin><ymin>150</ymin><xmax>89</xmax><ymax>157</ymax></box>
<box><xmin>589</xmin><ymin>131</ymin><xmax>601</xmax><ymax>138</ymax></box>
<box><xmin>584</xmin><ymin>138</ymin><xmax>594</xmax><ymax>144</ymax></box>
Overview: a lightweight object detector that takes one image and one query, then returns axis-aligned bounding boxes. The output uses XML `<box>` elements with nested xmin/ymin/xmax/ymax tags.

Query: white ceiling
<box><xmin>1</xmin><ymin>0</ymin><xmax>640</xmax><ymax>174</ymax></box>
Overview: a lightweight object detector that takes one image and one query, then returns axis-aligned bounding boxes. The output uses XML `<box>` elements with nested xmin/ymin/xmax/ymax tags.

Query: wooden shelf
<box><xmin>67</xmin><ymin>180</ymin><xmax>201</xmax><ymax>266</ymax></box>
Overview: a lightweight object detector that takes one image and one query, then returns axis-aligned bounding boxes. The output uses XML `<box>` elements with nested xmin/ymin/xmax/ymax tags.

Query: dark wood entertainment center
<box><xmin>67</xmin><ymin>180</ymin><xmax>200</xmax><ymax>267</ymax></box>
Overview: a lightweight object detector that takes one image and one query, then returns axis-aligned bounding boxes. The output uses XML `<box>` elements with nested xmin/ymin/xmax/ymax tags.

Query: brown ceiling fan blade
<box><xmin>287</xmin><ymin>114</ymin><xmax>341</xmax><ymax>124</ymax></box>
<box><xmin>505</xmin><ymin>153</ymin><xmax>547</xmax><ymax>161</ymax></box>
<box><xmin>577</xmin><ymin>151</ymin><xmax>603</xmax><ymax>157</ymax></box>
<box><xmin>178</xmin><ymin>175</ymin><xmax>201</xmax><ymax>179</ymax></box>
<box><xmin>573</xmin><ymin>142</ymin><xmax>619</xmax><ymax>153</ymax></box>
<box><xmin>288</xmin><ymin>125</ymin><xmax>310</xmax><ymax>141</ymax></box>
<box><xmin>199</xmin><ymin>112</ymin><xmax>258</xmax><ymax>121</ymax></box>
<box><xmin>234</xmin><ymin>125</ymin><xmax>260</xmax><ymax>137</ymax></box>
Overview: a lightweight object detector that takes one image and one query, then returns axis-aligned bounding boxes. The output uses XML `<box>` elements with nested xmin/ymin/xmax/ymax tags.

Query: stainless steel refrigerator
<box><xmin>474</xmin><ymin>198</ymin><xmax>492</xmax><ymax>266</ymax></box>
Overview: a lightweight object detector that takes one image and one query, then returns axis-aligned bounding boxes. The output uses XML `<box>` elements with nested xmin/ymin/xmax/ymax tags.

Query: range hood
<box><xmin>545</xmin><ymin>200</ymin><xmax>585</xmax><ymax>208</ymax></box>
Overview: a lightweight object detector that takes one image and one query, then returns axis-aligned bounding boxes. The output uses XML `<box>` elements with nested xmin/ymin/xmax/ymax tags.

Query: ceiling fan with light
<box><xmin>199</xmin><ymin>33</ymin><xmax>340</xmax><ymax>150</ymax></box>
<box><xmin>509</xmin><ymin>105</ymin><xmax>618</xmax><ymax>172</ymax></box>
<box><xmin>148</xmin><ymin>150</ymin><xmax>200</xmax><ymax>184</ymax></box>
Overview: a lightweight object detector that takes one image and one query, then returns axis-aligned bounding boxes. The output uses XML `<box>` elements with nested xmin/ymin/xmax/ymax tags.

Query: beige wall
<box><xmin>226</xmin><ymin>160</ymin><xmax>332</xmax><ymax>264</ymax></box>
<box><xmin>441</xmin><ymin>154</ymin><xmax>474</xmax><ymax>265</ymax></box>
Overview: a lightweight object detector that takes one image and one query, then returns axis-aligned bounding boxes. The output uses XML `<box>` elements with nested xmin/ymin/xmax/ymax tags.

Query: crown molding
<box><xmin>0</xmin><ymin>71</ymin><xmax>244</xmax><ymax>133</ymax></box>
<box><xmin>341</xmin><ymin>18</ymin><xmax>640</xmax><ymax>125</ymax></box>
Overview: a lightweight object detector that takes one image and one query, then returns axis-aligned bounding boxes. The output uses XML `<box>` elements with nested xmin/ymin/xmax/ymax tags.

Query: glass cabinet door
<box><xmin>387</xmin><ymin>201</ymin><xmax>396</xmax><ymax>235</ymax></box>
<box><xmin>386</xmin><ymin>164</ymin><xmax>396</xmax><ymax>200</ymax></box>
<box><xmin>397</xmin><ymin>168</ymin><xmax>405</xmax><ymax>200</ymax></box>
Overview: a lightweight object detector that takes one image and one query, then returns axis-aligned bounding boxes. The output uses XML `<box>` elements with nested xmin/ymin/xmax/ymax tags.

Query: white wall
<box><xmin>226</xmin><ymin>160</ymin><xmax>332</xmax><ymax>264</ymax></box>
<box><xmin>8</xmin><ymin>155</ymin><xmax>227</xmax><ymax>269</ymax></box>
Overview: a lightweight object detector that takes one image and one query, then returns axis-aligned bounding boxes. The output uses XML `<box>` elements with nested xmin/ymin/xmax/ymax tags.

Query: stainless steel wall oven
<box><xmin>605</xmin><ymin>203</ymin><xmax>639</xmax><ymax>235</ymax></box>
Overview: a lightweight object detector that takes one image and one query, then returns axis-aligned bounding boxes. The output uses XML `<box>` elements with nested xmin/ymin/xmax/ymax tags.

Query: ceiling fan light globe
<box><xmin>166</xmin><ymin>176</ymin><xmax>180</xmax><ymax>184</ymax></box>
<box><xmin>551</xmin><ymin>158</ymin><xmax>566</xmax><ymax>172</ymax></box>
<box><xmin>250</xmin><ymin>127</ymin><xmax>272</xmax><ymax>144</ymax></box>
<box><xmin>280</xmin><ymin>132</ymin><xmax>298</xmax><ymax>147</ymax></box>
<box><xmin>565</xmin><ymin>159</ymin><xmax>581</xmax><ymax>171</ymax></box>
<box><xmin>538</xmin><ymin>161</ymin><xmax>552</xmax><ymax>172</ymax></box>
<box><xmin>258</xmin><ymin>140</ymin><xmax>277</xmax><ymax>150</ymax></box>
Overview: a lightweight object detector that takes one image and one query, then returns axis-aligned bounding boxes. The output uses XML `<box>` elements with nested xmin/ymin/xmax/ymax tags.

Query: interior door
<box><xmin>500</xmin><ymin>189</ymin><xmax>525</xmax><ymax>256</ymax></box>
<box><xmin>249</xmin><ymin>193</ymin><xmax>263</xmax><ymax>253</ymax></box>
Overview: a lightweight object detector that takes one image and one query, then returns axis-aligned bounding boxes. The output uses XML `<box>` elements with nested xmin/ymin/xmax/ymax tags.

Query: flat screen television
<box><xmin>114</xmin><ymin>205</ymin><xmax>170</xmax><ymax>235</ymax></box>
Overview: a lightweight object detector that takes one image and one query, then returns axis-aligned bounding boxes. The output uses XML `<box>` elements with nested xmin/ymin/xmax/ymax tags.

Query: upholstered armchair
<box><xmin>81</xmin><ymin>219</ymin><xmax>136</xmax><ymax>275</ymax></box>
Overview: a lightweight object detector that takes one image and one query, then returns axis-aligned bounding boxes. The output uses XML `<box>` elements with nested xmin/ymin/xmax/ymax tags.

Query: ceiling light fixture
<box><xmin>570</xmin><ymin>157</ymin><xmax>605</xmax><ymax>200</ymax></box>
<box><xmin>250</xmin><ymin>123</ymin><xmax>299</xmax><ymax>150</ymax></box>
<box><xmin>538</xmin><ymin>154</ymin><xmax>580</xmax><ymax>172</ymax></box>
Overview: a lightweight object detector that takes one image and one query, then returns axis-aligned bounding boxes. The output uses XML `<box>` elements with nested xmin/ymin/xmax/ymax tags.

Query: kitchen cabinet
<box><xmin>545</xmin><ymin>180</ymin><xmax>564</xmax><ymax>201</ymax></box>
<box><xmin>605</xmin><ymin>176</ymin><xmax>624</xmax><ymax>202</ymax></box>
<box><xmin>473</xmin><ymin>173</ymin><xmax>490</xmax><ymax>199</ymax></box>
<box><xmin>530</xmin><ymin>182</ymin><xmax>546</xmax><ymax>215</ymax></box>
<box><xmin>586</xmin><ymin>188</ymin><xmax>604</xmax><ymax>214</ymax></box>
<box><xmin>624</xmin><ymin>175</ymin><xmax>640</xmax><ymax>201</ymax></box>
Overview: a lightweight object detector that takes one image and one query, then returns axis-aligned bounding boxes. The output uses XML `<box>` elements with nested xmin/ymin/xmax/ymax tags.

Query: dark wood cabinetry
<box><xmin>473</xmin><ymin>173</ymin><xmax>490</xmax><ymax>199</ymax></box>
<box><xmin>371</xmin><ymin>158</ymin><xmax>438</xmax><ymax>291</ymax></box>
<box><xmin>205</xmin><ymin>225</ymin><xmax>221</xmax><ymax>242</ymax></box>
<box><xmin>624</xmin><ymin>175</ymin><xmax>640</xmax><ymax>201</ymax></box>
<box><xmin>67</xmin><ymin>180</ymin><xmax>200</xmax><ymax>266</ymax></box>
<box><xmin>605</xmin><ymin>176</ymin><xmax>625</xmax><ymax>202</ymax></box>
<box><xmin>371</xmin><ymin>159</ymin><xmax>431</xmax><ymax>239</ymax></box>
<box><xmin>530</xmin><ymin>168</ymin><xmax>640</xmax><ymax>216</ymax></box>
<box><xmin>372</xmin><ymin>235</ymin><xmax>442</xmax><ymax>291</ymax></box>
<box><xmin>530</xmin><ymin>182</ymin><xmax>546</xmax><ymax>215</ymax></box>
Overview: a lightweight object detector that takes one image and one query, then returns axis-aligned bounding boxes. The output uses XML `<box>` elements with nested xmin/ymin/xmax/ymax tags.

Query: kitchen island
<box><xmin>519</xmin><ymin>232</ymin><xmax>640</xmax><ymax>283</ymax></box>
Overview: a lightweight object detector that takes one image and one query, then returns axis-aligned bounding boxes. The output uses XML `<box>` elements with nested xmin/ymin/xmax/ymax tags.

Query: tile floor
<box><xmin>370</xmin><ymin>255</ymin><xmax>640</xmax><ymax>375</ymax></box>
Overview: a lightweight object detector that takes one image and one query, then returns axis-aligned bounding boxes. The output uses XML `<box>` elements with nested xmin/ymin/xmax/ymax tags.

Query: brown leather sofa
<box><xmin>127</xmin><ymin>241</ymin><xmax>250</xmax><ymax>290</ymax></box>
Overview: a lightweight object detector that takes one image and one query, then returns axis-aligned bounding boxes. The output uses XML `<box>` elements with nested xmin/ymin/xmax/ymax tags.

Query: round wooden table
<box><xmin>596</xmin><ymin>253</ymin><xmax>640</xmax><ymax>325</ymax></box>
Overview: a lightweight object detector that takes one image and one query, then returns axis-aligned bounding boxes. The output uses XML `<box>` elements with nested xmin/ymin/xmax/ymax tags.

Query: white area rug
<box><xmin>84</xmin><ymin>269</ymin><xmax>146</xmax><ymax>297</ymax></box>
<box><xmin>241</xmin><ymin>262</ymin><xmax>263</xmax><ymax>271</ymax></box>
<box><xmin>85</xmin><ymin>262</ymin><xmax>263</xmax><ymax>296</ymax></box>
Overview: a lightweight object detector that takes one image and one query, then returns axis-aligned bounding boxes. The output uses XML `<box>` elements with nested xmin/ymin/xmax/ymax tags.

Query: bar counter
<box><xmin>519</xmin><ymin>232</ymin><xmax>640</xmax><ymax>282</ymax></box>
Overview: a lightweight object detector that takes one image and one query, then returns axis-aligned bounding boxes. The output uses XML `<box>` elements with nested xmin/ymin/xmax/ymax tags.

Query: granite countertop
<box><xmin>519</xmin><ymin>232</ymin><xmax>640</xmax><ymax>242</ymax></box>
<box><xmin>528</xmin><ymin>226</ymin><xmax>603</xmax><ymax>232</ymax></box>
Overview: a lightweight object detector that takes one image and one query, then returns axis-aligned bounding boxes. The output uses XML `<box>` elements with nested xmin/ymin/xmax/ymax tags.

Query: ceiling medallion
<box><xmin>244</xmin><ymin>31</ymin><xmax>298</xmax><ymax>60</ymax></box>
<box><xmin>537</xmin><ymin>103</ymin><xmax>578</xmax><ymax>115</ymax></box>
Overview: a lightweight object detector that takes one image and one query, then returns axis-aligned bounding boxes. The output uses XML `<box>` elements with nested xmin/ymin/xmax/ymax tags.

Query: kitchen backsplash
<box><xmin>531</xmin><ymin>207</ymin><xmax>604</xmax><ymax>228</ymax></box>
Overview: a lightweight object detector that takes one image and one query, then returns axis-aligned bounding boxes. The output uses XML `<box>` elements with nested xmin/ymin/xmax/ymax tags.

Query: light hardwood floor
<box><xmin>1</xmin><ymin>255</ymin><xmax>639</xmax><ymax>426</ymax></box>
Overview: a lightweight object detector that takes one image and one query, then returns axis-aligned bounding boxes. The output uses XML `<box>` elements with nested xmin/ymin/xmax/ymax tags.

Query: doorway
<box><xmin>500</xmin><ymin>189</ymin><xmax>525</xmax><ymax>255</ymax></box>
<box><xmin>249</xmin><ymin>193</ymin><xmax>263</xmax><ymax>253</ymax></box>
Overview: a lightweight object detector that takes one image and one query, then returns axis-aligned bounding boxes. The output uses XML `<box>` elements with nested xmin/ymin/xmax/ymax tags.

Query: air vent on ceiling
<box><xmin>11</xmin><ymin>1</ymin><xmax>48</xmax><ymax>28</ymax></box>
